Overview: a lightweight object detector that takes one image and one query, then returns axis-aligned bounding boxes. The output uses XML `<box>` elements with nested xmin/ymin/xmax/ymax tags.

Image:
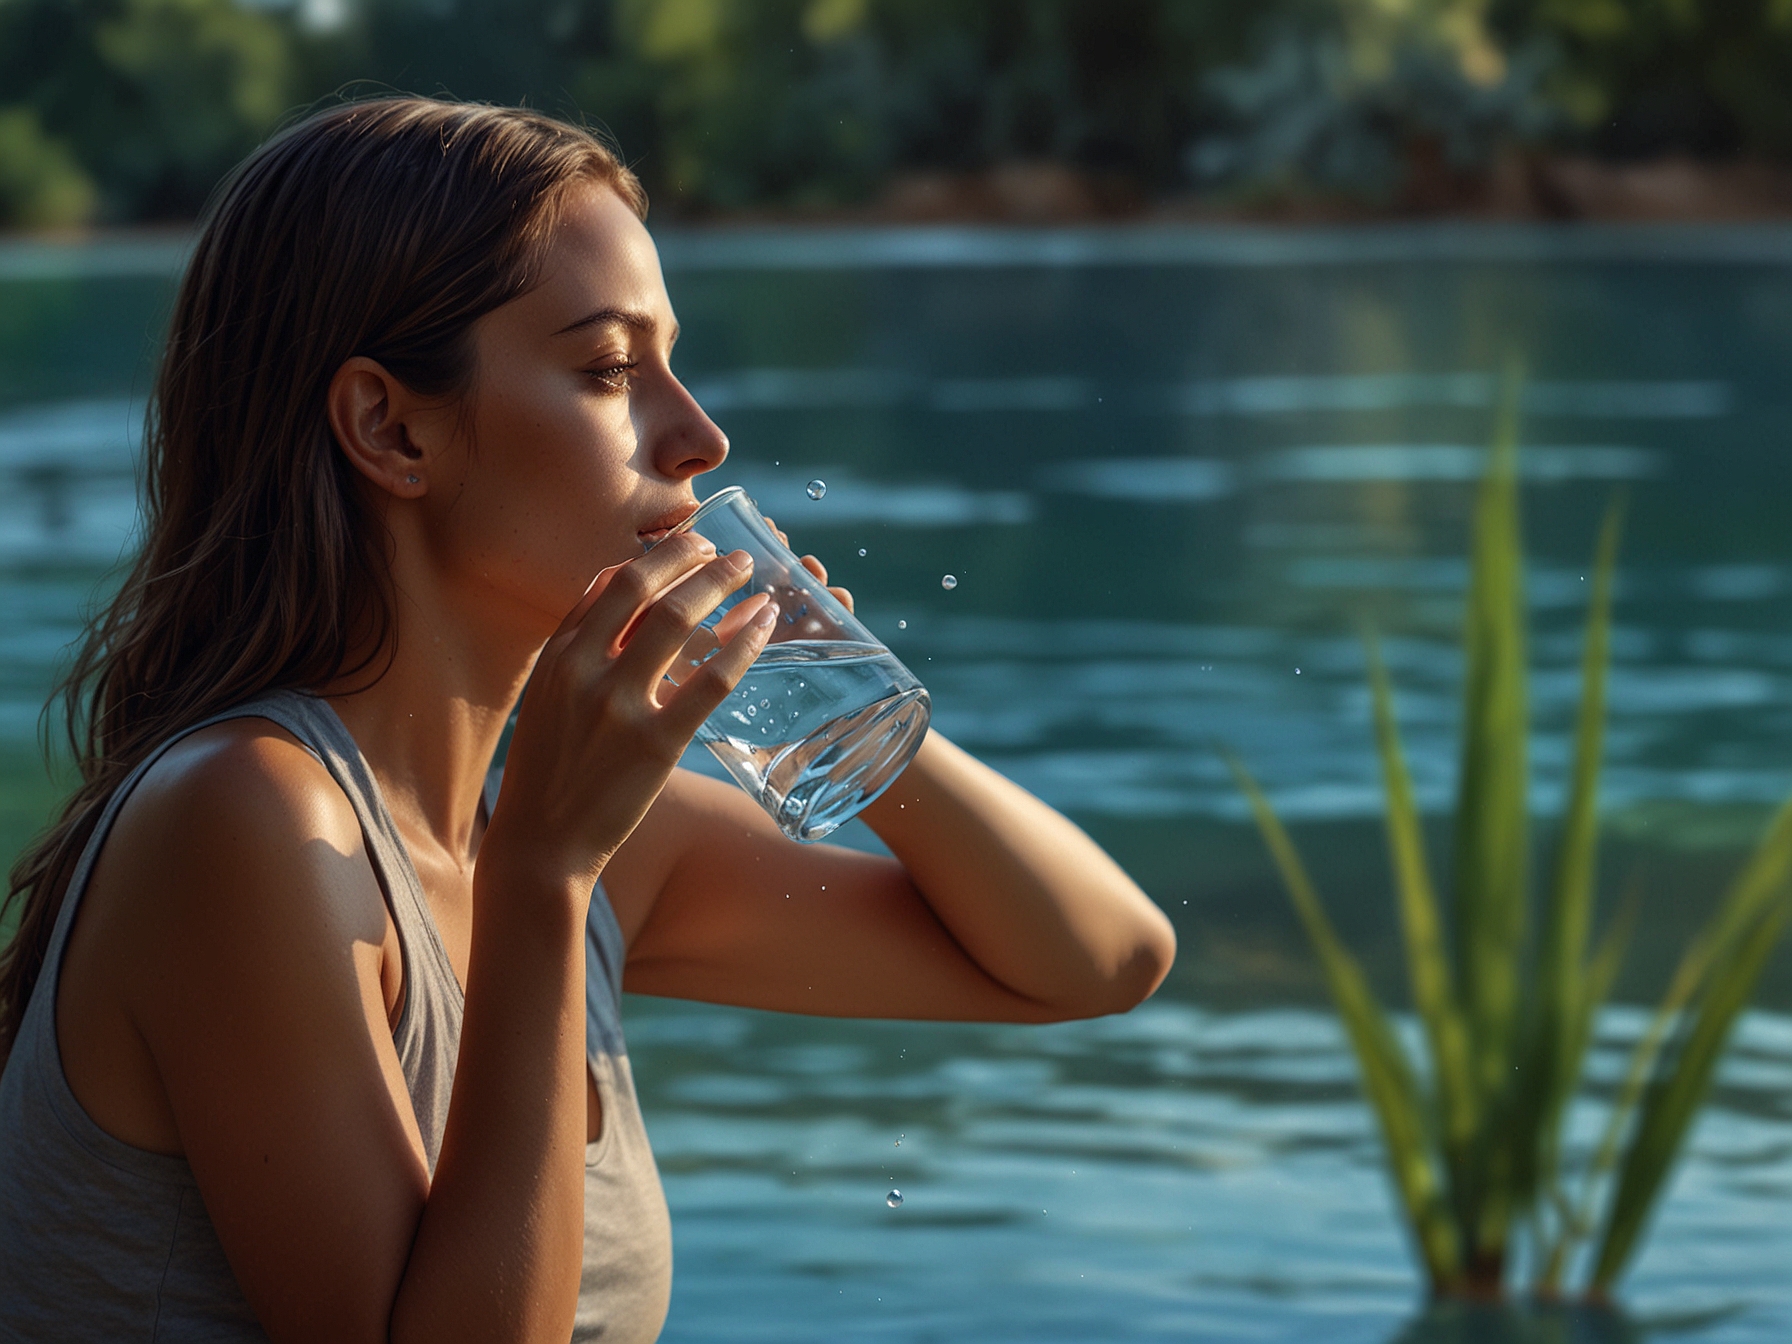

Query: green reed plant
<box><xmin>1227</xmin><ymin>382</ymin><xmax>1792</xmax><ymax>1299</ymax></box>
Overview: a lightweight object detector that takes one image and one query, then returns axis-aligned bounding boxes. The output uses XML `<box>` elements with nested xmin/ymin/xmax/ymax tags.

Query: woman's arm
<box><xmin>611</xmin><ymin>733</ymin><xmax>1175</xmax><ymax>1023</ymax></box>
<box><xmin>859</xmin><ymin>730</ymin><xmax>1176</xmax><ymax>1015</ymax></box>
<box><xmin>96</xmin><ymin>533</ymin><xmax>774</xmax><ymax>1343</ymax></box>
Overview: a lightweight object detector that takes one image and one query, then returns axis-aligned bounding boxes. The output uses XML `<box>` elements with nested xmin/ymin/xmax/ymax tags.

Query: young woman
<box><xmin>0</xmin><ymin>98</ymin><xmax>1174</xmax><ymax>1342</ymax></box>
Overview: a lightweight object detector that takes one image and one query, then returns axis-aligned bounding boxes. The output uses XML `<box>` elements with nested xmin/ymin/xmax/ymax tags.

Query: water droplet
<box><xmin>897</xmin><ymin>619</ymin><xmax>907</xmax><ymax>630</ymax></box>
<box><xmin>858</xmin><ymin>548</ymin><xmax>867</xmax><ymax>557</ymax></box>
<box><xmin>1295</xmin><ymin>668</ymin><xmax>1302</xmax><ymax>675</ymax></box>
<box><xmin>886</xmin><ymin>1190</ymin><xmax>903</xmax><ymax>1208</ymax></box>
<box><xmin>746</xmin><ymin>705</ymin><xmax>758</xmax><ymax>717</ymax></box>
<box><xmin>806</xmin><ymin>479</ymin><xmax>827</xmax><ymax>500</ymax></box>
<box><xmin>782</xmin><ymin>797</ymin><xmax>802</xmax><ymax>816</ymax></box>
<box><xmin>759</xmin><ymin>698</ymin><xmax>770</xmax><ymax>708</ymax></box>
<box><xmin>940</xmin><ymin>574</ymin><xmax>957</xmax><ymax>590</ymax></box>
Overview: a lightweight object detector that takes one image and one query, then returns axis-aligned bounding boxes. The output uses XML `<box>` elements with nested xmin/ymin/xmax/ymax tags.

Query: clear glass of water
<box><xmin>652</xmin><ymin>486</ymin><xmax>931</xmax><ymax>843</ymax></box>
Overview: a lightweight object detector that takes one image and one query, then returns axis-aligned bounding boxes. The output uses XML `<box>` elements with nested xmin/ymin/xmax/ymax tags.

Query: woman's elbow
<box><xmin>1107</xmin><ymin>909</ymin><xmax>1177</xmax><ymax>1013</ymax></box>
<box><xmin>1051</xmin><ymin>904</ymin><xmax>1178</xmax><ymax>1020</ymax></box>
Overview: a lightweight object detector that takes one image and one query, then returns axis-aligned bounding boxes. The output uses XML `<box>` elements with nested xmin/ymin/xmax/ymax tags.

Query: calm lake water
<box><xmin>6</xmin><ymin>223</ymin><xmax>1792</xmax><ymax>1340</ymax></box>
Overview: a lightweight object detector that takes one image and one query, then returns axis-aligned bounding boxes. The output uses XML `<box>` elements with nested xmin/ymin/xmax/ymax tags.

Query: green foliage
<box><xmin>4</xmin><ymin>0</ymin><xmax>1792</xmax><ymax>225</ymax></box>
<box><xmin>1496</xmin><ymin>0</ymin><xmax>1792</xmax><ymax>157</ymax></box>
<box><xmin>0</xmin><ymin>106</ymin><xmax>95</xmax><ymax>228</ymax></box>
<box><xmin>1230</xmin><ymin>380</ymin><xmax>1792</xmax><ymax>1299</ymax></box>
<box><xmin>0</xmin><ymin>0</ymin><xmax>295</xmax><ymax>222</ymax></box>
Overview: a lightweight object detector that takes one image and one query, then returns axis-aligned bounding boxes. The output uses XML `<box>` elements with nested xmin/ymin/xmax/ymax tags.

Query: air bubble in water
<box><xmin>858</xmin><ymin>548</ymin><xmax>867</xmax><ymax>557</ymax></box>
<box><xmin>782</xmin><ymin>796</ymin><xmax>802</xmax><ymax>816</ymax></box>
<box><xmin>886</xmin><ymin>1190</ymin><xmax>903</xmax><ymax>1208</ymax></box>
<box><xmin>897</xmin><ymin>620</ymin><xmax>907</xmax><ymax>629</ymax></box>
<box><xmin>746</xmin><ymin>705</ymin><xmax>758</xmax><ymax>717</ymax></box>
<box><xmin>759</xmin><ymin>698</ymin><xmax>769</xmax><ymax>708</ymax></box>
<box><xmin>806</xmin><ymin>480</ymin><xmax>827</xmax><ymax>501</ymax></box>
<box><xmin>941</xmin><ymin>574</ymin><xmax>957</xmax><ymax>590</ymax></box>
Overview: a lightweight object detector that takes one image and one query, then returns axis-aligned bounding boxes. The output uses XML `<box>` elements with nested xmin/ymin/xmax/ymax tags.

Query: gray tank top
<box><xmin>0</xmin><ymin>690</ymin><xmax>672</xmax><ymax>1341</ymax></box>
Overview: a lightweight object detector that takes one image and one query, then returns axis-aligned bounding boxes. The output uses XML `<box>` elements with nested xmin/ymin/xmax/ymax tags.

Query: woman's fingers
<box><xmin>662</xmin><ymin>592</ymin><xmax>774</xmax><ymax>687</ymax></box>
<box><xmin>611</xmin><ymin>548</ymin><xmax>756</xmax><ymax>683</ymax></box>
<box><xmin>560</xmin><ymin>532</ymin><xmax>719</xmax><ymax>658</ymax></box>
<box><xmin>828</xmin><ymin>584</ymin><xmax>855</xmax><ymax>613</ymax></box>
<box><xmin>660</xmin><ymin>597</ymin><xmax>780</xmax><ymax>740</ymax></box>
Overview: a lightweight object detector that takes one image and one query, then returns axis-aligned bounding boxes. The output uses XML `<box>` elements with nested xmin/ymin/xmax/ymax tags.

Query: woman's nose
<box><xmin>651</xmin><ymin>375</ymin><xmax>729</xmax><ymax>481</ymax></box>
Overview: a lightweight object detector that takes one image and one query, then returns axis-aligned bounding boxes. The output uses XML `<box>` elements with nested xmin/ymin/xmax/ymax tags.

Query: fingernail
<box><xmin>754</xmin><ymin>600</ymin><xmax>780</xmax><ymax>626</ymax></box>
<box><xmin>725</xmin><ymin>549</ymin><xmax>752</xmax><ymax>572</ymax></box>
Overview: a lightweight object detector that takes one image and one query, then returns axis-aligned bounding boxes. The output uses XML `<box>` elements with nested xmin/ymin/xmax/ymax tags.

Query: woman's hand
<box><xmin>483</xmin><ymin>531</ymin><xmax>778</xmax><ymax>892</ymax></box>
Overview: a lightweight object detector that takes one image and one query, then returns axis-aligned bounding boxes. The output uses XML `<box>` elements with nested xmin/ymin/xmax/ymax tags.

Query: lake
<box><xmin>5</xmin><ymin>222</ymin><xmax>1792</xmax><ymax>1340</ymax></box>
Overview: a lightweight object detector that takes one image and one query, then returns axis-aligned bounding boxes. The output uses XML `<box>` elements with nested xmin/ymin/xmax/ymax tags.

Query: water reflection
<box><xmin>634</xmin><ymin>998</ymin><xmax>1792</xmax><ymax>1342</ymax></box>
<box><xmin>1389</xmin><ymin>1301</ymin><xmax>1644</xmax><ymax>1344</ymax></box>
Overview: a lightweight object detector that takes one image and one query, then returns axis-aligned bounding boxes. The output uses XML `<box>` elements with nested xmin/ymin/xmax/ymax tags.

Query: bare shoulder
<box><xmin>81</xmin><ymin>715</ymin><xmax>386</xmax><ymax>993</ymax></box>
<box><xmin>114</xmin><ymin>716</ymin><xmax>360</xmax><ymax>860</ymax></box>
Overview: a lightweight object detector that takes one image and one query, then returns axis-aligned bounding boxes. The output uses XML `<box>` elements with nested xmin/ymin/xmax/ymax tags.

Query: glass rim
<box><xmin>666</xmin><ymin>485</ymin><xmax>752</xmax><ymax>540</ymax></box>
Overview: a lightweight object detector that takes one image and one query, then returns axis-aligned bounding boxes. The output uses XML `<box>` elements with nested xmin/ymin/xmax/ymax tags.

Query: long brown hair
<box><xmin>0</xmin><ymin>97</ymin><xmax>645</xmax><ymax>1065</ymax></box>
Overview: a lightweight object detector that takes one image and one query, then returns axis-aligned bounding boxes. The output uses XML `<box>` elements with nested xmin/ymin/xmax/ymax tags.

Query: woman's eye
<box><xmin>587</xmin><ymin>361</ymin><xmax>637</xmax><ymax>392</ymax></box>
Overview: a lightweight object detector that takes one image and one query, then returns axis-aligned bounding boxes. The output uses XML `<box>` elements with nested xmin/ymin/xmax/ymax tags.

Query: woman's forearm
<box><xmin>390</xmin><ymin>861</ymin><xmax>591</xmax><ymax>1343</ymax></box>
<box><xmin>859</xmin><ymin>732</ymin><xmax>1175</xmax><ymax>1016</ymax></box>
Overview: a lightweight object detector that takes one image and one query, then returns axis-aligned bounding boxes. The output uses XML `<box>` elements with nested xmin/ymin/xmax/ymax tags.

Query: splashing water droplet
<box><xmin>940</xmin><ymin>574</ymin><xmax>957</xmax><ymax>590</ymax></box>
<box><xmin>886</xmin><ymin>1190</ymin><xmax>903</xmax><ymax>1208</ymax></box>
<box><xmin>897</xmin><ymin>620</ymin><xmax>907</xmax><ymax>630</ymax></box>
<box><xmin>857</xmin><ymin>547</ymin><xmax>867</xmax><ymax>557</ymax></box>
<box><xmin>806</xmin><ymin>479</ymin><xmax>827</xmax><ymax>501</ymax></box>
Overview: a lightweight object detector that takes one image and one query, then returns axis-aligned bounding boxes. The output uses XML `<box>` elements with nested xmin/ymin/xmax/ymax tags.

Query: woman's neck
<box><xmin>319</xmin><ymin>560</ymin><xmax>546</xmax><ymax>865</ymax></box>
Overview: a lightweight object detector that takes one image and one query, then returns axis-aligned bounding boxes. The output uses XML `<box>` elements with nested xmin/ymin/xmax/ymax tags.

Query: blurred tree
<box><xmin>0</xmin><ymin>0</ymin><xmax>295</xmax><ymax>222</ymax></box>
<box><xmin>0</xmin><ymin>104</ymin><xmax>95</xmax><ymax>226</ymax></box>
<box><xmin>585</xmin><ymin>0</ymin><xmax>1257</xmax><ymax>211</ymax></box>
<box><xmin>4</xmin><ymin>0</ymin><xmax>1792</xmax><ymax>229</ymax></box>
<box><xmin>1188</xmin><ymin>0</ymin><xmax>1558</xmax><ymax>205</ymax></box>
<box><xmin>1494</xmin><ymin>0</ymin><xmax>1792</xmax><ymax>159</ymax></box>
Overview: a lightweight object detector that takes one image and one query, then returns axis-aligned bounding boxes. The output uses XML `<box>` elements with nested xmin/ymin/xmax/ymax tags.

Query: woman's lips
<box><xmin>636</xmin><ymin>502</ymin><xmax>699</xmax><ymax>547</ymax></box>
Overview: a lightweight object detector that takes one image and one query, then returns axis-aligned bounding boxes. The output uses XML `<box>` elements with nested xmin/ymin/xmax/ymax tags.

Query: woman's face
<box><xmin>427</xmin><ymin>182</ymin><xmax>728</xmax><ymax>633</ymax></box>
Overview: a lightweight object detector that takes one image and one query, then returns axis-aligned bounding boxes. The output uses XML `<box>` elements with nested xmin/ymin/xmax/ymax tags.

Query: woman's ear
<box><xmin>327</xmin><ymin>356</ymin><xmax>439</xmax><ymax>499</ymax></box>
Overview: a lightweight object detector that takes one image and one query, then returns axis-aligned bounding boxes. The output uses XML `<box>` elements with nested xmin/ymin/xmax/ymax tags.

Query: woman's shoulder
<box><xmin>85</xmin><ymin>716</ymin><xmax>383</xmax><ymax>961</ymax></box>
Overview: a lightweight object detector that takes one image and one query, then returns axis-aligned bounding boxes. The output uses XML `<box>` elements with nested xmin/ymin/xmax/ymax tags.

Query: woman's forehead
<box><xmin>530</xmin><ymin>186</ymin><xmax>671</xmax><ymax>331</ymax></box>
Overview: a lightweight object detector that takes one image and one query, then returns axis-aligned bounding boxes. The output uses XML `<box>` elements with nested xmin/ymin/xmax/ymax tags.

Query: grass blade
<box><xmin>1365</xmin><ymin>634</ymin><xmax>1477</xmax><ymax>1161</ymax></box>
<box><xmin>1537</xmin><ymin>880</ymin><xmax>1638</xmax><ymax>1292</ymax></box>
<box><xmin>1565</xmin><ymin>801</ymin><xmax>1792</xmax><ymax>1283</ymax></box>
<box><xmin>1591</xmin><ymin>890</ymin><xmax>1792</xmax><ymax>1288</ymax></box>
<box><xmin>1452</xmin><ymin>363</ymin><xmax>1531</xmax><ymax>1099</ymax></box>
<box><xmin>1449</xmin><ymin>362</ymin><xmax>1531</xmax><ymax>1270</ymax></box>
<box><xmin>1227</xmin><ymin>751</ymin><xmax>1463</xmax><ymax>1287</ymax></box>
<box><xmin>1516</xmin><ymin>500</ymin><xmax>1623</xmax><ymax>1213</ymax></box>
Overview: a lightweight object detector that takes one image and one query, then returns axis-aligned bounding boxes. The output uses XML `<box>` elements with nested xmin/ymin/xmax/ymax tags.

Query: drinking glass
<box><xmin>653</xmin><ymin>487</ymin><xmax>930</xmax><ymax>842</ymax></box>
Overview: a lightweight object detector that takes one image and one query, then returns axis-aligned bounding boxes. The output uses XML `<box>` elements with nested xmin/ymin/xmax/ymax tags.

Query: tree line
<box><xmin>4</xmin><ymin>0</ymin><xmax>1792</xmax><ymax>229</ymax></box>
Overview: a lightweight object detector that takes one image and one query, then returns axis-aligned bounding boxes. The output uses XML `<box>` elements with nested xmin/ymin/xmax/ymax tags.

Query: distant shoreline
<box><xmin>10</xmin><ymin>216</ymin><xmax>1792</xmax><ymax>281</ymax></box>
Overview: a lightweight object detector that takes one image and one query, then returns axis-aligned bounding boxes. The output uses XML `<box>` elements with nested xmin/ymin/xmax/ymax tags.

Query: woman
<box><xmin>0</xmin><ymin>98</ymin><xmax>1174</xmax><ymax>1342</ymax></box>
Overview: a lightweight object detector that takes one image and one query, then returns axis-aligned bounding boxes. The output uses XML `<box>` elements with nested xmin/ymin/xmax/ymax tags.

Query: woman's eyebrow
<box><xmin>552</xmin><ymin>307</ymin><xmax>667</xmax><ymax>339</ymax></box>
